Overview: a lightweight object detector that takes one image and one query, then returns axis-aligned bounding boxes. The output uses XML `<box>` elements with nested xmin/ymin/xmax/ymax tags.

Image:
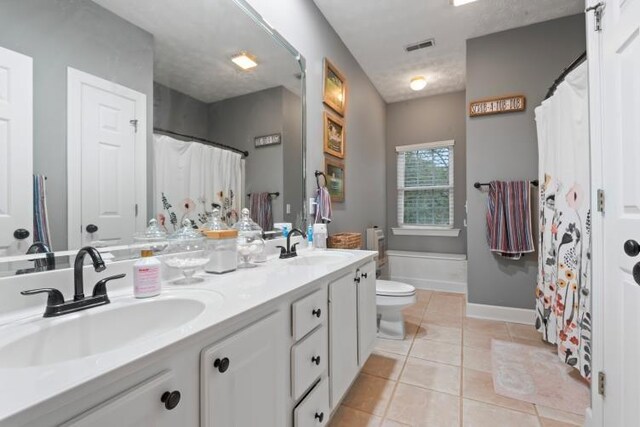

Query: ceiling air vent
<box><xmin>405</xmin><ymin>38</ymin><xmax>435</xmax><ymax>53</ymax></box>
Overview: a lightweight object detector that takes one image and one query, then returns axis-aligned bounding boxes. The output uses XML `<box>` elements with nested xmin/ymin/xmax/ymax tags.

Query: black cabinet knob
<box><xmin>624</xmin><ymin>239</ymin><xmax>640</xmax><ymax>257</ymax></box>
<box><xmin>361</xmin><ymin>272</ymin><xmax>368</xmax><ymax>279</ymax></box>
<box><xmin>311</xmin><ymin>355</ymin><xmax>321</xmax><ymax>365</ymax></box>
<box><xmin>312</xmin><ymin>308</ymin><xmax>321</xmax><ymax>318</ymax></box>
<box><xmin>633</xmin><ymin>262</ymin><xmax>640</xmax><ymax>285</ymax></box>
<box><xmin>13</xmin><ymin>229</ymin><xmax>30</xmax><ymax>240</ymax></box>
<box><xmin>315</xmin><ymin>412</ymin><xmax>324</xmax><ymax>423</ymax></box>
<box><xmin>86</xmin><ymin>224</ymin><xmax>98</xmax><ymax>233</ymax></box>
<box><xmin>214</xmin><ymin>357</ymin><xmax>230</xmax><ymax>373</ymax></box>
<box><xmin>160</xmin><ymin>390</ymin><xmax>181</xmax><ymax>410</ymax></box>
<box><xmin>354</xmin><ymin>276</ymin><xmax>361</xmax><ymax>283</ymax></box>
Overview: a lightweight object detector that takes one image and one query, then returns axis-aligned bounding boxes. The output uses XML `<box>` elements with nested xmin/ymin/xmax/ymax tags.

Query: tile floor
<box><xmin>328</xmin><ymin>290</ymin><xmax>587</xmax><ymax>427</ymax></box>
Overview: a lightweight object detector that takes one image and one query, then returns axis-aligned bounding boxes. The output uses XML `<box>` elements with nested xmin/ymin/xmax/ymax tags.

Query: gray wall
<box><xmin>0</xmin><ymin>0</ymin><xmax>154</xmax><ymax>250</ymax></box>
<box><xmin>386</xmin><ymin>91</ymin><xmax>467</xmax><ymax>254</ymax></box>
<box><xmin>247</xmin><ymin>0</ymin><xmax>388</xmax><ymax>238</ymax></box>
<box><xmin>466</xmin><ymin>14</ymin><xmax>585</xmax><ymax>309</ymax></box>
<box><xmin>154</xmin><ymin>82</ymin><xmax>209</xmax><ymax>138</ymax></box>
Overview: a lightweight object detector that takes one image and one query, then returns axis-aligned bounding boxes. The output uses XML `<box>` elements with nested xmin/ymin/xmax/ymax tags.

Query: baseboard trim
<box><xmin>466</xmin><ymin>302</ymin><xmax>535</xmax><ymax>325</ymax></box>
<box><xmin>388</xmin><ymin>276</ymin><xmax>466</xmax><ymax>294</ymax></box>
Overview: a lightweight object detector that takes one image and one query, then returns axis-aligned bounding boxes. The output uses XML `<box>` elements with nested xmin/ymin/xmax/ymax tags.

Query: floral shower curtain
<box><xmin>534</xmin><ymin>62</ymin><xmax>591</xmax><ymax>380</ymax></box>
<box><xmin>153</xmin><ymin>134</ymin><xmax>243</xmax><ymax>231</ymax></box>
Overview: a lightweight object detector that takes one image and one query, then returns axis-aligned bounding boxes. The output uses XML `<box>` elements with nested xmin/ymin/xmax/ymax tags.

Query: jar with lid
<box><xmin>232</xmin><ymin>208</ymin><xmax>265</xmax><ymax>268</ymax></box>
<box><xmin>133</xmin><ymin>218</ymin><xmax>168</xmax><ymax>254</ymax></box>
<box><xmin>203</xmin><ymin>208</ymin><xmax>238</xmax><ymax>274</ymax></box>
<box><xmin>164</xmin><ymin>219</ymin><xmax>208</xmax><ymax>284</ymax></box>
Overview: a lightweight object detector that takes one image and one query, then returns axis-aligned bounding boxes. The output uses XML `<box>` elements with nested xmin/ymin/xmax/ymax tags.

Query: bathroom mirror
<box><xmin>0</xmin><ymin>0</ymin><xmax>306</xmax><ymax>274</ymax></box>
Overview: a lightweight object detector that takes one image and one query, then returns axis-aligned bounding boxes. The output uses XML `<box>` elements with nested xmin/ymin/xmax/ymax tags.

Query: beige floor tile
<box><xmin>539</xmin><ymin>418</ymin><xmax>579</xmax><ymax>427</ymax></box>
<box><xmin>462</xmin><ymin>368</ymin><xmax>536</xmax><ymax>414</ymax></box>
<box><xmin>415</xmin><ymin>289</ymin><xmax>433</xmax><ymax>303</ymax></box>
<box><xmin>416</xmin><ymin>323</ymin><xmax>462</xmax><ymax>345</ymax></box>
<box><xmin>362</xmin><ymin>350</ymin><xmax>407</xmax><ymax>381</ymax></box>
<box><xmin>423</xmin><ymin>311</ymin><xmax>463</xmax><ymax>328</ymax></box>
<box><xmin>410</xmin><ymin>339</ymin><xmax>462</xmax><ymax>366</ymax></box>
<box><xmin>462</xmin><ymin>346</ymin><xmax>492</xmax><ymax>373</ymax></box>
<box><xmin>386</xmin><ymin>383</ymin><xmax>460</xmax><ymax>427</ymax></box>
<box><xmin>328</xmin><ymin>406</ymin><xmax>383</xmax><ymax>427</ymax></box>
<box><xmin>427</xmin><ymin>293</ymin><xmax>465</xmax><ymax>316</ymax></box>
<box><xmin>507</xmin><ymin>322</ymin><xmax>542</xmax><ymax>341</ymax></box>
<box><xmin>400</xmin><ymin>357</ymin><xmax>461</xmax><ymax>396</ymax></box>
<box><xmin>342</xmin><ymin>373</ymin><xmax>396</xmax><ymax>416</ymax></box>
<box><xmin>463</xmin><ymin>331</ymin><xmax>498</xmax><ymax>349</ymax></box>
<box><xmin>380</xmin><ymin>419</ymin><xmax>411</xmax><ymax>427</ymax></box>
<box><xmin>511</xmin><ymin>336</ymin><xmax>556</xmax><ymax>350</ymax></box>
<box><xmin>536</xmin><ymin>405</ymin><xmax>584</xmax><ymax>425</ymax></box>
<box><xmin>375</xmin><ymin>337</ymin><xmax>413</xmax><ymax>356</ymax></box>
<box><xmin>463</xmin><ymin>399</ymin><xmax>540</xmax><ymax>427</ymax></box>
<box><xmin>464</xmin><ymin>317</ymin><xmax>510</xmax><ymax>337</ymax></box>
<box><xmin>403</xmin><ymin>304</ymin><xmax>427</xmax><ymax>320</ymax></box>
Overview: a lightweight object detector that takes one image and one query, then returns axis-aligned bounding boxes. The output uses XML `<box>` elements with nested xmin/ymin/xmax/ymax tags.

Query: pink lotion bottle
<box><xmin>133</xmin><ymin>250</ymin><xmax>162</xmax><ymax>298</ymax></box>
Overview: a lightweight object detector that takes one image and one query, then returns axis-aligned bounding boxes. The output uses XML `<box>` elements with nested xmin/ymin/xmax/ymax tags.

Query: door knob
<box><xmin>160</xmin><ymin>390</ymin><xmax>181</xmax><ymax>410</ymax></box>
<box><xmin>624</xmin><ymin>239</ymin><xmax>640</xmax><ymax>257</ymax></box>
<box><xmin>86</xmin><ymin>224</ymin><xmax>98</xmax><ymax>233</ymax></box>
<box><xmin>13</xmin><ymin>229</ymin><xmax>30</xmax><ymax>240</ymax></box>
<box><xmin>214</xmin><ymin>357</ymin><xmax>230</xmax><ymax>373</ymax></box>
<box><xmin>633</xmin><ymin>262</ymin><xmax>640</xmax><ymax>285</ymax></box>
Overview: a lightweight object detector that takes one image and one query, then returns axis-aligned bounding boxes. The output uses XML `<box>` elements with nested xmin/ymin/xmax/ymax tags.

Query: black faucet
<box><xmin>277</xmin><ymin>228</ymin><xmax>306</xmax><ymax>259</ymax></box>
<box><xmin>20</xmin><ymin>246</ymin><xmax>125</xmax><ymax>317</ymax></box>
<box><xmin>27</xmin><ymin>241</ymin><xmax>55</xmax><ymax>271</ymax></box>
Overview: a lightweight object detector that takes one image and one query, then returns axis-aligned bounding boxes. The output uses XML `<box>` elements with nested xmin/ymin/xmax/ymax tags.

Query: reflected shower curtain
<box><xmin>534</xmin><ymin>62</ymin><xmax>591</xmax><ymax>380</ymax></box>
<box><xmin>153</xmin><ymin>134</ymin><xmax>242</xmax><ymax>230</ymax></box>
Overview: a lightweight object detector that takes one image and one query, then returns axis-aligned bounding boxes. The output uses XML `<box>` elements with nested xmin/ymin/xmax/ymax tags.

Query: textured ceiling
<box><xmin>93</xmin><ymin>0</ymin><xmax>301</xmax><ymax>103</ymax></box>
<box><xmin>312</xmin><ymin>0</ymin><xmax>583</xmax><ymax>103</ymax></box>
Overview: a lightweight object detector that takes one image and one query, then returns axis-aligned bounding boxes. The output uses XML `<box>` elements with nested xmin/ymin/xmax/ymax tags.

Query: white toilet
<box><xmin>376</xmin><ymin>280</ymin><xmax>417</xmax><ymax>340</ymax></box>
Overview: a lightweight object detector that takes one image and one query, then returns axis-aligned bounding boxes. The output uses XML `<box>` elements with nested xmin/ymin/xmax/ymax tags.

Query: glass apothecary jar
<box><xmin>164</xmin><ymin>219</ymin><xmax>208</xmax><ymax>284</ymax></box>
<box><xmin>203</xmin><ymin>209</ymin><xmax>238</xmax><ymax>274</ymax></box>
<box><xmin>232</xmin><ymin>208</ymin><xmax>265</xmax><ymax>268</ymax></box>
<box><xmin>133</xmin><ymin>218</ymin><xmax>168</xmax><ymax>253</ymax></box>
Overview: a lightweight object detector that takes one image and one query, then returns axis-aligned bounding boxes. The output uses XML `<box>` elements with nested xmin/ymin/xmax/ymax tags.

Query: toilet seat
<box><xmin>376</xmin><ymin>280</ymin><xmax>416</xmax><ymax>297</ymax></box>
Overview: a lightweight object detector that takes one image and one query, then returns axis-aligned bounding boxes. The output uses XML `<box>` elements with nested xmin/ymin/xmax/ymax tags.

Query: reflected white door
<box><xmin>600</xmin><ymin>0</ymin><xmax>640</xmax><ymax>425</ymax></box>
<box><xmin>67</xmin><ymin>68</ymin><xmax>146</xmax><ymax>249</ymax></box>
<box><xmin>0</xmin><ymin>46</ymin><xmax>32</xmax><ymax>256</ymax></box>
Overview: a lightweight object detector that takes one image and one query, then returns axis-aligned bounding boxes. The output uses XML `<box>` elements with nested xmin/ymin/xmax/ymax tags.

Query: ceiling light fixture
<box><xmin>451</xmin><ymin>0</ymin><xmax>479</xmax><ymax>6</ymax></box>
<box><xmin>231</xmin><ymin>52</ymin><xmax>258</xmax><ymax>70</ymax></box>
<box><xmin>410</xmin><ymin>76</ymin><xmax>427</xmax><ymax>91</ymax></box>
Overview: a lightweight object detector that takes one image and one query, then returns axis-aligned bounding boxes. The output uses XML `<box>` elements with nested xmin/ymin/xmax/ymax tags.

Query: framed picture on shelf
<box><xmin>323</xmin><ymin>111</ymin><xmax>345</xmax><ymax>159</ymax></box>
<box><xmin>325</xmin><ymin>157</ymin><xmax>345</xmax><ymax>203</ymax></box>
<box><xmin>323</xmin><ymin>58</ymin><xmax>347</xmax><ymax>116</ymax></box>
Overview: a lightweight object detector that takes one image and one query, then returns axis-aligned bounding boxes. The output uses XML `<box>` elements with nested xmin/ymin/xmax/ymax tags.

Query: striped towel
<box><xmin>249</xmin><ymin>192</ymin><xmax>273</xmax><ymax>231</ymax></box>
<box><xmin>314</xmin><ymin>186</ymin><xmax>332</xmax><ymax>223</ymax></box>
<box><xmin>486</xmin><ymin>181</ymin><xmax>534</xmax><ymax>260</ymax></box>
<box><xmin>33</xmin><ymin>175</ymin><xmax>51</xmax><ymax>248</ymax></box>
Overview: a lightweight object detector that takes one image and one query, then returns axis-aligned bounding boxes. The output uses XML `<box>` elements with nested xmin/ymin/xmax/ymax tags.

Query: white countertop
<box><xmin>0</xmin><ymin>249</ymin><xmax>376</xmax><ymax>423</ymax></box>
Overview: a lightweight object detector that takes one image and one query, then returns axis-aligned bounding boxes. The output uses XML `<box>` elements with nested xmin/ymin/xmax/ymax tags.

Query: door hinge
<box><xmin>129</xmin><ymin>119</ymin><xmax>139</xmax><ymax>133</ymax></box>
<box><xmin>597</xmin><ymin>189</ymin><xmax>605</xmax><ymax>213</ymax></box>
<box><xmin>586</xmin><ymin>2</ymin><xmax>605</xmax><ymax>31</ymax></box>
<box><xmin>598</xmin><ymin>371</ymin><xmax>606</xmax><ymax>396</ymax></box>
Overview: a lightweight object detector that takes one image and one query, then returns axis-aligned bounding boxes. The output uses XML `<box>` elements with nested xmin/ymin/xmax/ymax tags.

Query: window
<box><xmin>396</xmin><ymin>140</ymin><xmax>454</xmax><ymax>229</ymax></box>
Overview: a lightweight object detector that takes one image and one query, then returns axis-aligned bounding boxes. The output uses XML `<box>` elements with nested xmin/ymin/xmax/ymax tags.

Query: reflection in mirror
<box><xmin>0</xmin><ymin>0</ymin><xmax>305</xmax><ymax>275</ymax></box>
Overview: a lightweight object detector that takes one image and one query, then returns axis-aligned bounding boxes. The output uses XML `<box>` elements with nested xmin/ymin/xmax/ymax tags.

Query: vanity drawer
<box><xmin>294</xmin><ymin>379</ymin><xmax>329</xmax><ymax>427</ymax></box>
<box><xmin>292</xmin><ymin>325</ymin><xmax>327</xmax><ymax>400</ymax></box>
<box><xmin>292</xmin><ymin>288</ymin><xmax>327</xmax><ymax>341</ymax></box>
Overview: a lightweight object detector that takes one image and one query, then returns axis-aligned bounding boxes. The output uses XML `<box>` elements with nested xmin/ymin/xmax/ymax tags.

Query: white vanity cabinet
<box><xmin>200</xmin><ymin>311</ymin><xmax>288</xmax><ymax>427</ymax></box>
<box><xmin>357</xmin><ymin>261</ymin><xmax>377</xmax><ymax>366</ymax></box>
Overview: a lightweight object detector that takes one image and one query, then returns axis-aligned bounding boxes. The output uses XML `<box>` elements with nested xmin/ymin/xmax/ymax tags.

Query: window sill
<box><xmin>392</xmin><ymin>227</ymin><xmax>461</xmax><ymax>237</ymax></box>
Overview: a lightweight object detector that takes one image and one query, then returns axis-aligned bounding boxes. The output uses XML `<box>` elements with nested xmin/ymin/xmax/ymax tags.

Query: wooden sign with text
<box><xmin>469</xmin><ymin>95</ymin><xmax>526</xmax><ymax>117</ymax></box>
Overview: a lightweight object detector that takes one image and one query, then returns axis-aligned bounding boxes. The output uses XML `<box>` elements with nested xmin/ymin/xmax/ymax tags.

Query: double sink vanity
<box><xmin>0</xmin><ymin>247</ymin><xmax>377</xmax><ymax>426</ymax></box>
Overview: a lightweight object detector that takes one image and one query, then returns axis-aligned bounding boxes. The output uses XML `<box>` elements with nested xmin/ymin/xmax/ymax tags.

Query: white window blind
<box><xmin>396</xmin><ymin>140</ymin><xmax>454</xmax><ymax>228</ymax></box>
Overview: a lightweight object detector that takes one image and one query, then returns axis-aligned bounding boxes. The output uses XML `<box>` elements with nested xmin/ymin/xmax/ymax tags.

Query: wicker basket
<box><xmin>327</xmin><ymin>232</ymin><xmax>362</xmax><ymax>250</ymax></box>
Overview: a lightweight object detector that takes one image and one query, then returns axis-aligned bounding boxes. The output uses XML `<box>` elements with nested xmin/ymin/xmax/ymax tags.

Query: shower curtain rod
<box><xmin>153</xmin><ymin>127</ymin><xmax>249</xmax><ymax>158</ymax></box>
<box><xmin>544</xmin><ymin>51</ymin><xmax>587</xmax><ymax>100</ymax></box>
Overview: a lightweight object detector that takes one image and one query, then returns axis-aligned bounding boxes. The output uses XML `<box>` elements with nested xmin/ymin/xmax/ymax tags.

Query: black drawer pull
<box><xmin>315</xmin><ymin>412</ymin><xmax>324</xmax><ymax>422</ymax></box>
<box><xmin>361</xmin><ymin>272</ymin><xmax>368</xmax><ymax>278</ymax></box>
<box><xmin>311</xmin><ymin>355</ymin><xmax>321</xmax><ymax>365</ymax></box>
<box><xmin>214</xmin><ymin>357</ymin><xmax>230</xmax><ymax>373</ymax></box>
<box><xmin>160</xmin><ymin>390</ymin><xmax>181</xmax><ymax>410</ymax></box>
<box><xmin>312</xmin><ymin>308</ymin><xmax>321</xmax><ymax>318</ymax></box>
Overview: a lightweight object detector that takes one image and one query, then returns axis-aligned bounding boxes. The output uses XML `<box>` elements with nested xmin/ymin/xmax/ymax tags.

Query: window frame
<box><xmin>395</xmin><ymin>140</ymin><xmax>455</xmax><ymax>230</ymax></box>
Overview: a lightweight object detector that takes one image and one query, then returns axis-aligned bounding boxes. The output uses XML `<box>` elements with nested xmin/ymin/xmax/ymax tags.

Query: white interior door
<box><xmin>68</xmin><ymin>68</ymin><xmax>146</xmax><ymax>249</ymax></box>
<box><xmin>600</xmin><ymin>0</ymin><xmax>640</xmax><ymax>425</ymax></box>
<box><xmin>0</xmin><ymin>46</ymin><xmax>32</xmax><ymax>256</ymax></box>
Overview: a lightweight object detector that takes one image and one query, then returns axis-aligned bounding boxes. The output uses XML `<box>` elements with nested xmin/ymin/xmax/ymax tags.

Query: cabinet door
<box><xmin>62</xmin><ymin>371</ymin><xmax>183</xmax><ymax>427</ymax></box>
<box><xmin>201</xmin><ymin>311</ymin><xmax>287</xmax><ymax>427</ymax></box>
<box><xmin>328</xmin><ymin>271</ymin><xmax>358</xmax><ymax>408</ymax></box>
<box><xmin>357</xmin><ymin>262</ymin><xmax>377</xmax><ymax>366</ymax></box>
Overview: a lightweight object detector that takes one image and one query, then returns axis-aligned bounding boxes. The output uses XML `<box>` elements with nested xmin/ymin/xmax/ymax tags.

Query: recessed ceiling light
<box><xmin>231</xmin><ymin>52</ymin><xmax>258</xmax><ymax>70</ymax></box>
<box><xmin>451</xmin><ymin>0</ymin><xmax>479</xmax><ymax>6</ymax></box>
<box><xmin>410</xmin><ymin>76</ymin><xmax>427</xmax><ymax>91</ymax></box>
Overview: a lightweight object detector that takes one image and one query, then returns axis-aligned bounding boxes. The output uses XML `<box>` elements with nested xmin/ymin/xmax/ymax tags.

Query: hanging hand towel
<box><xmin>314</xmin><ymin>186</ymin><xmax>332</xmax><ymax>224</ymax></box>
<box><xmin>249</xmin><ymin>192</ymin><xmax>273</xmax><ymax>231</ymax></box>
<box><xmin>32</xmin><ymin>174</ymin><xmax>51</xmax><ymax>248</ymax></box>
<box><xmin>486</xmin><ymin>180</ymin><xmax>534</xmax><ymax>260</ymax></box>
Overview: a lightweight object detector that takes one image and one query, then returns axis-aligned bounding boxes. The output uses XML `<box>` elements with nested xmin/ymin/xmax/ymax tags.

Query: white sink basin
<box><xmin>287</xmin><ymin>251</ymin><xmax>354</xmax><ymax>266</ymax></box>
<box><xmin>0</xmin><ymin>290</ymin><xmax>223</xmax><ymax>368</ymax></box>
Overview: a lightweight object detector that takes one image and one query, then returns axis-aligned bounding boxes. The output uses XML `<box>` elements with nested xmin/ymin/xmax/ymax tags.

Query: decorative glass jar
<box><xmin>164</xmin><ymin>219</ymin><xmax>208</xmax><ymax>284</ymax></box>
<box><xmin>232</xmin><ymin>208</ymin><xmax>265</xmax><ymax>268</ymax></box>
